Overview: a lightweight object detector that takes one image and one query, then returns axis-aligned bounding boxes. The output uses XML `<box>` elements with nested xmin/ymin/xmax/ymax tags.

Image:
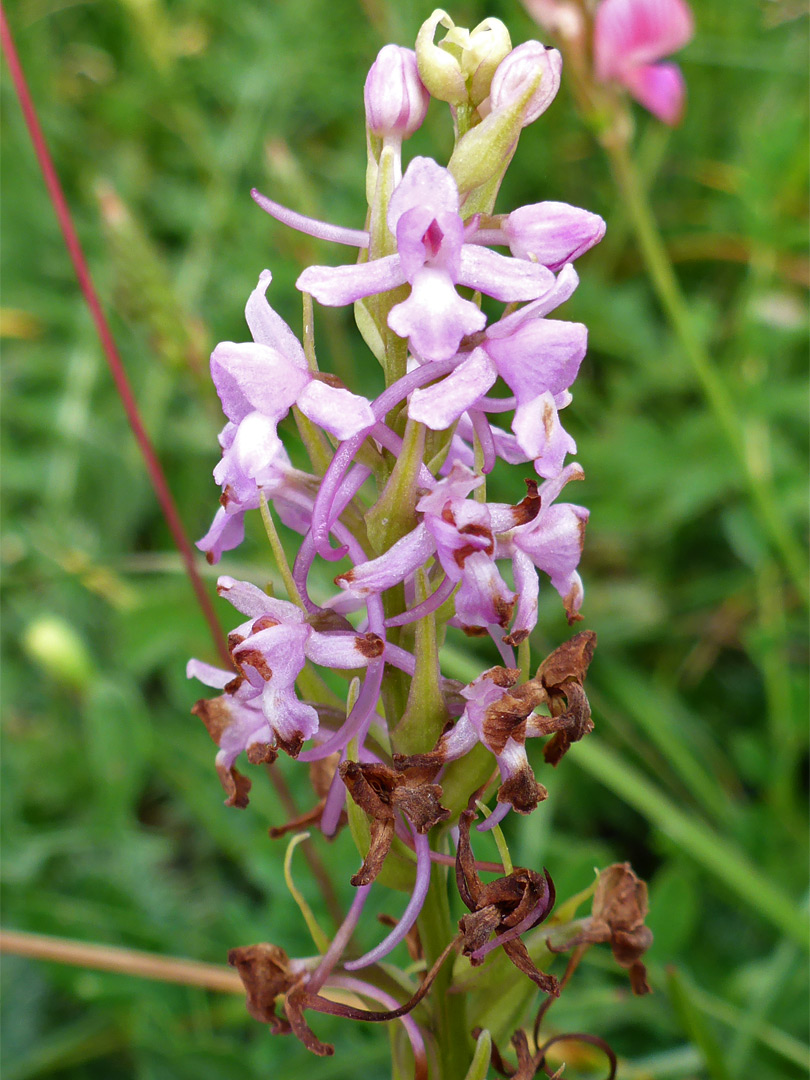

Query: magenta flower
<box><xmin>198</xmin><ymin>435</ymin><xmax>314</xmax><ymax>565</ymax></box>
<box><xmin>295</xmin><ymin>157</ymin><xmax>555</xmax><ymax>361</ymax></box>
<box><xmin>336</xmin><ymin>465</ymin><xmax>516</xmax><ymax>635</ymax></box>
<box><xmin>188</xmin><ymin>576</ymin><xmax>386</xmax><ymax>802</ymax></box>
<box><xmin>491</xmin><ymin>463</ymin><xmax>589</xmax><ymax>636</ymax></box>
<box><xmin>408</xmin><ymin>264</ymin><xmax>587</xmax><ymax>478</ymax></box>
<box><xmin>594</xmin><ymin>0</ymin><xmax>694</xmax><ymax>125</ymax></box>
<box><xmin>198</xmin><ymin>271</ymin><xmax>374</xmax><ymax>561</ymax></box>
<box><xmin>487</xmin><ymin>40</ymin><xmax>563</xmax><ymax>126</ymax></box>
<box><xmin>501</xmin><ymin>201</ymin><xmax>606</xmax><ymax>271</ymax></box>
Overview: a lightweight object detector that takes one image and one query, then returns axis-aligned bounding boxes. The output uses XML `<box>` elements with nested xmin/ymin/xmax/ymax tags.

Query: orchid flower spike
<box><xmin>594</xmin><ymin>0</ymin><xmax>695</xmax><ymax>125</ymax></box>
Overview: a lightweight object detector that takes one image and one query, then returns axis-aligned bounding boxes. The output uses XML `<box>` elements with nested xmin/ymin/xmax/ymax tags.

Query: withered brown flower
<box><xmin>549</xmin><ymin>862</ymin><xmax>654</xmax><ymax>995</ymax></box>
<box><xmin>340</xmin><ymin>758</ymin><xmax>450</xmax><ymax>886</ymax></box>
<box><xmin>525</xmin><ymin>629</ymin><xmax>596</xmax><ymax>766</ymax></box>
<box><xmin>227</xmin><ymin>943</ymin><xmax>332</xmax><ymax>1055</ymax></box>
<box><xmin>455</xmin><ymin>808</ymin><xmax>558</xmax><ymax>995</ymax></box>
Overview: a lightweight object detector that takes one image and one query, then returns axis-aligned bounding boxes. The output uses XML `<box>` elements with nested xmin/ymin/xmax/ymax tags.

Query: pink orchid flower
<box><xmin>594</xmin><ymin>0</ymin><xmax>694</xmax><ymax>125</ymax></box>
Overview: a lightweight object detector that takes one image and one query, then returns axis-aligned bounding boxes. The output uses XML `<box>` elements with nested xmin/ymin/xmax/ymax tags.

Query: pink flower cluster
<box><xmin>188</xmin><ymin>21</ymin><xmax>614</xmax><ymax>1048</ymax></box>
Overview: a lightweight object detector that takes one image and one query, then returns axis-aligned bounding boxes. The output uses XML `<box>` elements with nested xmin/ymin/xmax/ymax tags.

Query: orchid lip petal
<box><xmin>251</xmin><ymin>188</ymin><xmax>369</xmax><ymax>248</ymax></box>
<box><xmin>388</xmin><ymin>267</ymin><xmax>485</xmax><ymax>361</ymax></box>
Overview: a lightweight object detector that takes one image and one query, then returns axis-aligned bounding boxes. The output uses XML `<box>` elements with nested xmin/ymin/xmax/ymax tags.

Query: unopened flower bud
<box><xmin>490</xmin><ymin>40</ymin><xmax>563</xmax><ymax>127</ymax></box>
<box><xmin>416</xmin><ymin>11</ymin><xmax>512</xmax><ymax>109</ymax></box>
<box><xmin>416</xmin><ymin>10</ymin><xmax>468</xmax><ymax>105</ymax></box>
<box><xmin>461</xmin><ymin>18</ymin><xmax>512</xmax><ymax>106</ymax></box>
<box><xmin>364</xmin><ymin>45</ymin><xmax>429</xmax><ymax>140</ymax></box>
<box><xmin>504</xmin><ymin>201</ymin><xmax>606</xmax><ymax>270</ymax></box>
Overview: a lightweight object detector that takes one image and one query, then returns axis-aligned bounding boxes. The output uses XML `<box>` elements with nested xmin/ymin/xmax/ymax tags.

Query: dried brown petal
<box><xmin>216</xmin><ymin>760</ymin><xmax>252</xmax><ymax>809</ymax></box>
<box><xmin>228</xmin><ymin>944</ymin><xmax>334</xmax><ymax>1056</ymax></box>
<box><xmin>548</xmin><ymin>863</ymin><xmax>654</xmax><ymax>996</ymax></box>
<box><xmin>536</xmin><ymin>630</ymin><xmax>596</xmax><ymax>693</ymax></box>
<box><xmin>529</xmin><ymin>631</ymin><xmax>597</xmax><ymax>765</ymax></box>
<box><xmin>227</xmin><ymin>943</ymin><xmax>298</xmax><ymax>1032</ymax></box>
<box><xmin>192</xmin><ymin>696</ymin><xmax>232</xmax><ymax>747</ymax></box>
<box><xmin>502</xmin><ymin>938</ymin><xmax>559</xmax><ymax>996</ymax></box>
<box><xmin>455</xmin><ymin>809</ymin><xmax>557</xmax><ymax>993</ymax></box>
<box><xmin>512</xmin><ymin>479</ymin><xmax>542</xmax><ymax>526</ymax></box>
<box><xmin>354</xmin><ymin>631</ymin><xmax>386</xmax><ymax>659</ymax></box>
<box><xmin>497</xmin><ymin>767</ymin><xmax>548</xmax><ymax>815</ymax></box>
<box><xmin>591</xmin><ymin>862</ymin><xmax>648</xmax><ymax>928</ymax></box>
<box><xmin>246</xmin><ymin>742</ymin><xmax>278</xmax><ymax>765</ymax></box>
<box><xmin>459</xmin><ymin>905</ymin><xmax>503</xmax><ymax>956</ymax></box>
<box><xmin>340</xmin><ymin>758</ymin><xmax>449</xmax><ymax>885</ymax></box>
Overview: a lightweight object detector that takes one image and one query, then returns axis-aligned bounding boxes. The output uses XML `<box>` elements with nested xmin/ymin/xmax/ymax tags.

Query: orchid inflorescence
<box><xmin>188</xmin><ymin>10</ymin><xmax>653</xmax><ymax>1077</ymax></box>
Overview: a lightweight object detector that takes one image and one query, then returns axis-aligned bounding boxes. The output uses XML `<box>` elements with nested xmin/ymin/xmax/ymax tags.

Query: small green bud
<box><xmin>416</xmin><ymin>11</ymin><xmax>513</xmax><ymax>109</ymax></box>
<box><xmin>416</xmin><ymin>10</ymin><xmax>467</xmax><ymax>105</ymax></box>
<box><xmin>23</xmin><ymin>614</ymin><xmax>95</xmax><ymax>691</ymax></box>
<box><xmin>462</xmin><ymin>18</ymin><xmax>512</xmax><ymax>106</ymax></box>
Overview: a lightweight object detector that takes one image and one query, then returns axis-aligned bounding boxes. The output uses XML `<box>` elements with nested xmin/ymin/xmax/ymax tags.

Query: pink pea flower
<box><xmin>594</xmin><ymin>0</ymin><xmax>694</xmax><ymax>125</ymax></box>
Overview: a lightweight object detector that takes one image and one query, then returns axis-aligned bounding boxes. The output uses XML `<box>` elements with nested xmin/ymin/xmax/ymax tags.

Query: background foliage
<box><xmin>2</xmin><ymin>0</ymin><xmax>808</xmax><ymax>1076</ymax></box>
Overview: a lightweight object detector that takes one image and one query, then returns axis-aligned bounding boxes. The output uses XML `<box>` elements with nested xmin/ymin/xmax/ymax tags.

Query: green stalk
<box><xmin>417</xmin><ymin>867</ymin><xmax>470</xmax><ymax>1080</ymax></box>
<box><xmin>604</xmin><ymin>138</ymin><xmax>807</xmax><ymax>600</ymax></box>
<box><xmin>258</xmin><ymin>493</ymin><xmax>305</xmax><ymax>609</ymax></box>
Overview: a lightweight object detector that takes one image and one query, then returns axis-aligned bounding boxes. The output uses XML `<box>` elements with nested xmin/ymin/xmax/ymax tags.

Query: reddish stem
<box><xmin>0</xmin><ymin>5</ymin><xmax>230</xmax><ymax>667</ymax></box>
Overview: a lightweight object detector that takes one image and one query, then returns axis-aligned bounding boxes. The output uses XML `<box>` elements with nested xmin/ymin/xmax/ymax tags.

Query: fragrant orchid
<box><xmin>187</xmin><ymin>11</ymin><xmax>645</xmax><ymax>1073</ymax></box>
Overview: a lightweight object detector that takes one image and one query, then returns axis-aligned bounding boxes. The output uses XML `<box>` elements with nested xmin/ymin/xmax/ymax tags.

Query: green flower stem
<box><xmin>417</xmin><ymin>867</ymin><xmax>470</xmax><ymax>1080</ymax></box>
<box><xmin>605</xmin><ymin>138</ymin><xmax>807</xmax><ymax>601</ymax></box>
<box><xmin>258</xmin><ymin>492</ymin><xmax>305</xmax><ymax>609</ymax></box>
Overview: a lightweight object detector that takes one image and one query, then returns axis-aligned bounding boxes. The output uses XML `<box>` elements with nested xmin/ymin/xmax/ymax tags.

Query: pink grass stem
<box><xmin>0</xmin><ymin>7</ymin><xmax>230</xmax><ymax>667</ymax></box>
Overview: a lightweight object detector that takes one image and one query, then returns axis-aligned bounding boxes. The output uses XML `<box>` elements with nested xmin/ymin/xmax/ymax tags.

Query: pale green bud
<box><xmin>461</xmin><ymin>18</ymin><xmax>512</xmax><ymax>106</ymax></box>
<box><xmin>448</xmin><ymin>65</ymin><xmax>543</xmax><ymax>196</ymax></box>
<box><xmin>416</xmin><ymin>10</ymin><xmax>467</xmax><ymax>105</ymax></box>
<box><xmin>416</xmin><ymin>11</ymin><xmax>513</xmax><ymax>109</ymax></box>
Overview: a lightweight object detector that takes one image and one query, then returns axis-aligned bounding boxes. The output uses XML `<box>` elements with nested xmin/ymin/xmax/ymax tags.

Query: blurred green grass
<box><xmin>1</xmin><ymin>0</ymin><xmax>808</xmax><ymax>1076</ymax></box>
